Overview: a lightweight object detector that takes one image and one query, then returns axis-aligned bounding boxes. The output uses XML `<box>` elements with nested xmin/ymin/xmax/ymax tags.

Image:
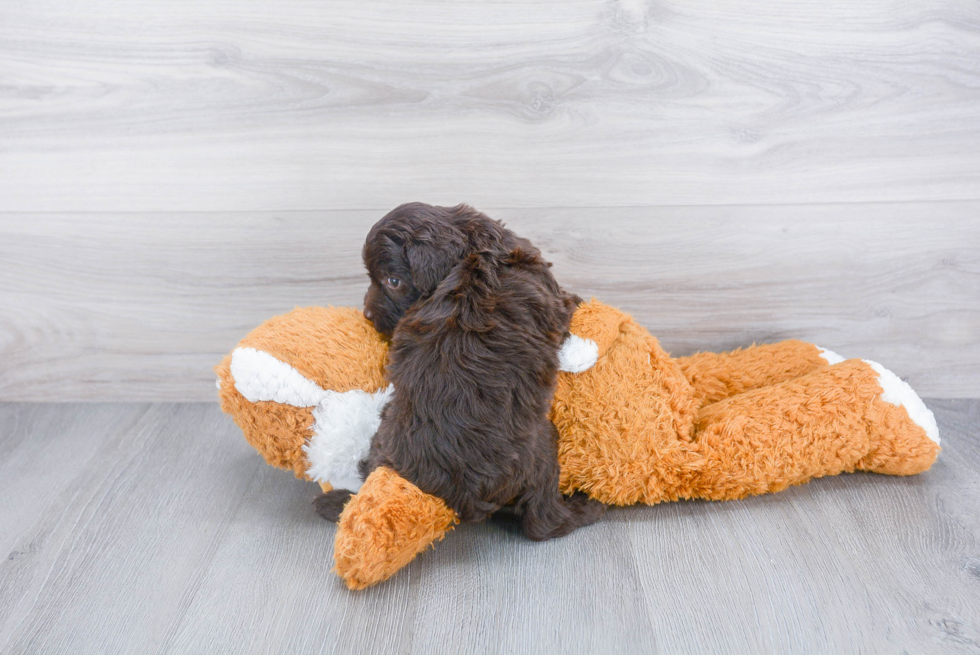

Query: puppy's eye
<box><xmin>385</xmin><ymin>276</ymin><xmax>401</xmax><ymax>289</ymax></box>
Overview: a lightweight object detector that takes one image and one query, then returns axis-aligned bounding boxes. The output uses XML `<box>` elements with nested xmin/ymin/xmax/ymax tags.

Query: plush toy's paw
<box><xmin>862</xmin><ymin>360</ymin><xmax>939</xmax><ymax>445</ymax></box>
<box><xmin>313</xmin><ymin>489</ymin><xmax>354</xmax><ymax>523</ymax></box>
<box><xmin>566</xmin><ymin>299</ymin><xmax>630</xmax><ymax>358</ymax></box>
<box><xmin>334</xmin><ymin>467</ymin><xmax>459</xmax><ymax>590</ymax></box>
<box><xmin>816</xmin><ymin>346</ymin><xmax>845</xmax><ymax>365</ymax></box>
<box><xmin>856</xmin><ymin>359</ymin><xmax>941</xmax><ymax>476</ymax></box>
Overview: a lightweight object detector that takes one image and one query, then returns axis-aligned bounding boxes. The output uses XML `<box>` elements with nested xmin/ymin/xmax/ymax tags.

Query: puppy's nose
<box><xmin>363</xmin><ymin>308</ymin><xmax>373</xmax><ymax>321</ymax></box>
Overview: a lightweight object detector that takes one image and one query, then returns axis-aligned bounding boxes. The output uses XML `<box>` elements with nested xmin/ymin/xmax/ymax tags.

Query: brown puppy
<box><xmin>314</xmin><ymin>203</ymin><xmax>605</xmax><ymax>540</ymax></box>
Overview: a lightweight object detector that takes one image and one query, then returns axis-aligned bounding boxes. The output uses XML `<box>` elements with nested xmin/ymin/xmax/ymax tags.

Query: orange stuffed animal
<box><xmin>216</xmin><ymin>301</ymin><xmax>940</xmax><ymax>590</ymax></box>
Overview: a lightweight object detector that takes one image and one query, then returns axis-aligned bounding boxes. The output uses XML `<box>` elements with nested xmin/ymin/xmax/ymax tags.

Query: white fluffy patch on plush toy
<box><xmin>559</xmin><ymin>334</ymin><xmax>599</xmax><ymax>373</ymax></box>
<box><xmin>228</xmin><ymin>346</ymin><xmax>393</xmax><ymax>491</ymax></box>
<box><xmin>816</xmin><ymin>346</ymin><xmax>845</xmax><ymax>365</ymax></box>
<box><xmin>305</xmin><ymin>385</ymin><xmax>394</xmax><ymax>492</ymax></box>
<box><xmin>230</xmin><ymin>347</ymin><xmax>328</xmax><ymax>407</ymax></box>
<box><xmin>863</xmin><ymin>360</ymin><xmax>940</xmax><ymax>445</ymax></box>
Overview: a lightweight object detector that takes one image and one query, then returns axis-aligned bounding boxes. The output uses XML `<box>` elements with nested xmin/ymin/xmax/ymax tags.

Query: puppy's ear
<box><xmin>404</xmin><ymin>227</ymin><xmax>467</xmax><ymax>295</ymax></box>
<box><xmin>425</xmin><ymin>250</ymin><xmax>501</xmax><ymax>332</ymax></box>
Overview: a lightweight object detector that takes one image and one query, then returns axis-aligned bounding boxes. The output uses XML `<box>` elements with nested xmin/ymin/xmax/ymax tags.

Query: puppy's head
<box><xmin>362</xmin><ymin>203</ymin><xmax>471</xmax><ymax>336</ymax></box>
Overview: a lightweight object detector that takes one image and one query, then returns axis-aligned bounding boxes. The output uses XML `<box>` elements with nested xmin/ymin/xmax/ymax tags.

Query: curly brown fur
<box><xmin>361</xmin><ymin>202</ymin><xmax>517</xmax><ymax>337</ymax></box>
<box><xmin>313</xmin><ymin>488</ymin><xmax>354</xmax><ymax>522</ymax></box>
<box><xmin>316</xmin><ymin>202</ymin><xmax>605</xmax><ymax>539</ymax></box>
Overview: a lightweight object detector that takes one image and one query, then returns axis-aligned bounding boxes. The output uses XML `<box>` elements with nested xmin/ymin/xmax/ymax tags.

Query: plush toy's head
<box><xmin>215</xmin><ymin>305</ymin><xmax>468</xmax><ymax>589</ymax></box>
<box><xmin>214</xmin><ymin>303</ymin><xmax>606</xmax><ymax>589</ymax></box>
<box><xmin>215</xmin><ymin>306</ymin><xmax>391</xmax><ymax>489</ymax></box>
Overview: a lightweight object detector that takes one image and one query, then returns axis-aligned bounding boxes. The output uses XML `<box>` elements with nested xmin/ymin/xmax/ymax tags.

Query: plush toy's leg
<box><xmin>686</xmin><ymin>359</ymin><xmax>940</xmax><ymax>501</ymax></box>
<box><xmin>333</xmin><ymin>467</ymin><xmax>458</xmax><ymax>590</ymax></box>
<box><xmin>676</xmin><ymin>340</ymin><xmax>843</xmax><ymax>407</ymax></box>
<box><xmin>853</xmin><ymin>360</ymin><xmax>940</xmax><ymax>475</ymax></box>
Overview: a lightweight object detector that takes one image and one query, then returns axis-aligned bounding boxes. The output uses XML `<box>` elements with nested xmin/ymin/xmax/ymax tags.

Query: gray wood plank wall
<box><xmin>1</xmin><ymin>0</ymin><xmax>978</xmax><ymax>400</ymax></box>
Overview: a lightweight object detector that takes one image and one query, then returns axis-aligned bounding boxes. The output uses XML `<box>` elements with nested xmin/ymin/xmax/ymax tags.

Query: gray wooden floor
<box><xmin>1</xmin><ymin>400</ymin><xmax>978</xmax><ymax>654</ymax></box>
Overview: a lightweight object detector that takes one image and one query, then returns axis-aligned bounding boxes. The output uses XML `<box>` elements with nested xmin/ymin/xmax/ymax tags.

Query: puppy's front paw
<box><xmin>313</xmin><ymin>489</ymin><xmax>354</xmax><ymax>522</ymax></box>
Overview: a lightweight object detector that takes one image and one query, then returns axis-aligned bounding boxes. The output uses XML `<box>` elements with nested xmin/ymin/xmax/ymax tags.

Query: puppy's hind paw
<box><xmin>565</xmin><ymin>491</ymin><xmax>607</xmax><ymax>527</ymax></box>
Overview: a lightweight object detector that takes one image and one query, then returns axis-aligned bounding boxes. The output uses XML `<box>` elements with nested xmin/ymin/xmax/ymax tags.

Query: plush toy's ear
<box><xmin>333</xmin><ymin>467</ymin><xmax>459</xmax><ymax>590</ymax></box>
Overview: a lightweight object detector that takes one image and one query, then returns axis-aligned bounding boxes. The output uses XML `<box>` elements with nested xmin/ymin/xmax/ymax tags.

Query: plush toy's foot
<box><xmin>856</xmin><ymin>360</ymin><xmax>940</xmax><ymax>476</ymax></box>
<box><xmin>689</xmin><ymin>359</ymin><xmax>940</xmax><ymax>501</ymax></box>
<box><xmin>313</xmin><ymin>488</ymin><xmax>354</xmax><ymax>523</ymax></box>
<box><xmin>334</xmin><ymin>467</ymin><xmax>458</xmax><ymax>590</ymax></box>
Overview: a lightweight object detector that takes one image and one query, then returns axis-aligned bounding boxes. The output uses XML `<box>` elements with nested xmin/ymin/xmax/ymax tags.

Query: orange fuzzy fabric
<box><xmin>551</xmin><ymin>302</ymin><xmax>938</xmax><ymax>505</ymax></box>
<box><xmin>677</xmin><ymin>340</ymin><xmax>831</xmax><ymax>407</ymax></box>
<box><xmin>216</xmin><ymin>306</ymin><xmax>389</xmax><ymax>479</ymax></box>
<box><xmin>551</xmin><ymin>313</ymin><xmax>699</xmax><ymax>505</ymax></box>
<box><xmin>334</xmin><ymin>466</ymin><xmax>459</xmax><ymax>590</ymax></box>
<box><xmin>688</xmin><ymin>360</ymin><xmax>939</xmax><ymax>500</ymax></box>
